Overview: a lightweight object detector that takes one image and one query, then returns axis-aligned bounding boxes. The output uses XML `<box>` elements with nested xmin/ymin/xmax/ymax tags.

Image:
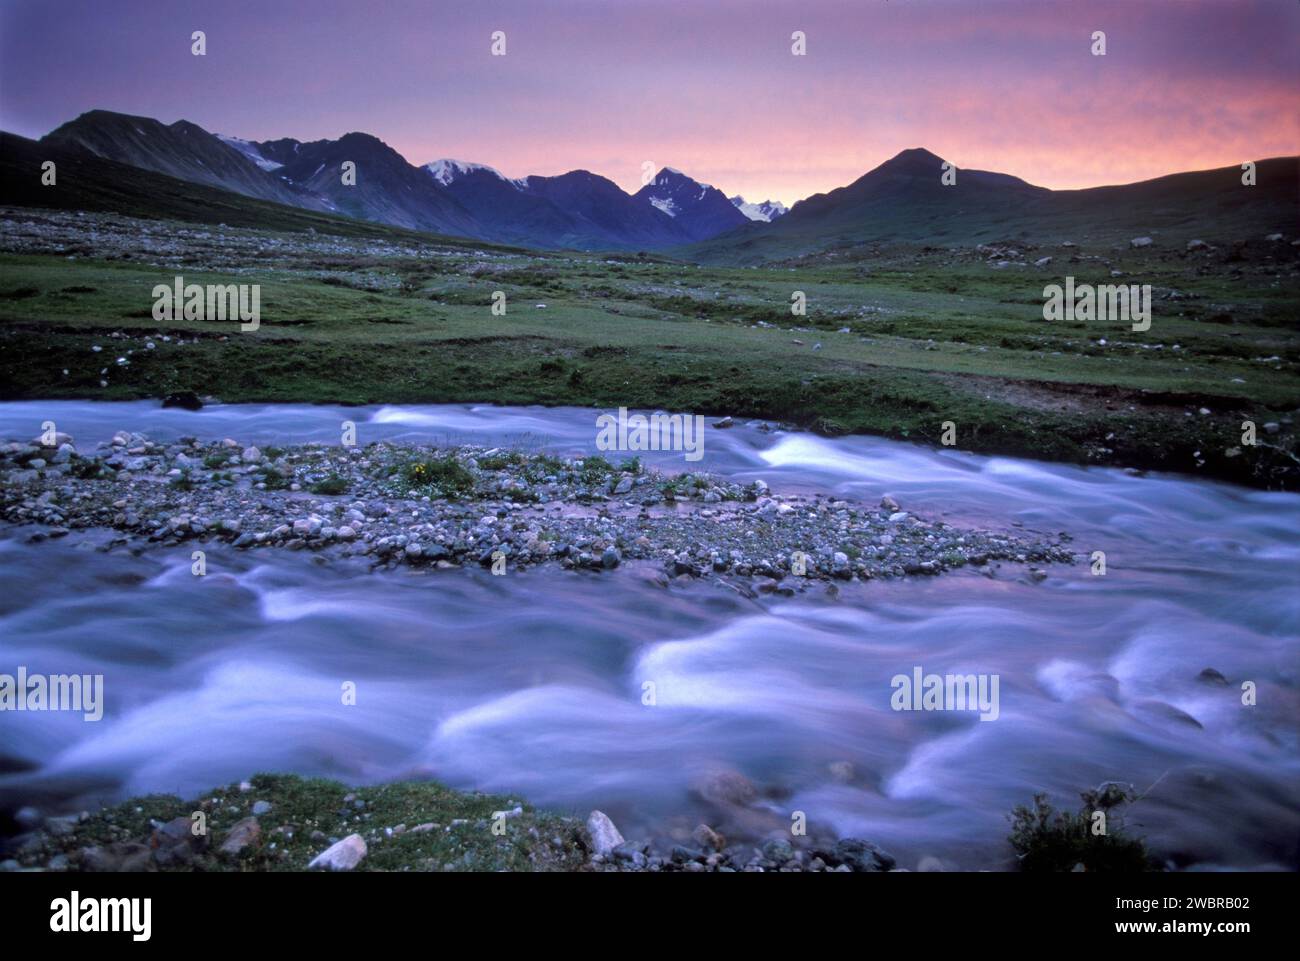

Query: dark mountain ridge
<box><xmin>686</xmin><ymin>149</ymin><xmax>1298</xmax><ymax>263</ymax></box>
<box><xmin>18</xmin><ymin>111</ymin><xmax>1299</xmax><ymax>262</ymax></box>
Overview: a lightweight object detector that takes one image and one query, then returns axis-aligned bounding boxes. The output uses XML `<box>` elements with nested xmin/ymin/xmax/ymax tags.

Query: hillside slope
<box><xmin>686</xmin><ymin>150</ymin><xmax>1299</xmax><ymax>264</ymax></box>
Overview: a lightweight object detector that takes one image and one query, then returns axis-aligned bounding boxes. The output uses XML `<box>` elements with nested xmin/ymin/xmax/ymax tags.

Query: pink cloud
<box><xmin>1</xmin><ymin>0</ymin><xmax>1295</xmax><ymax>205</ymax></box>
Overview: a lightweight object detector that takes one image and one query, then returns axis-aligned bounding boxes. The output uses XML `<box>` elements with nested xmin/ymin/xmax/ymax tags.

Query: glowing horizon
<box><xmin>2</xmin><ymin>0</ymin><xmax>1296</xmax><ymax>207</ymax></box>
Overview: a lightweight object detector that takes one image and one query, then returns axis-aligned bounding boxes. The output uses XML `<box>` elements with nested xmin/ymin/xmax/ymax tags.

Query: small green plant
<box><xmin>403</xmin><ymin>456</ymin><xmax>475</xmax><ymax>497</ymax></box>
<box><xmin>309</xmin><ymin>473</ymin><xmax>349</xmax><ymax>495</ymax></box>
<box><xmin>617</xmin><ymin>456</ymin><xmax>641</xmax><ymax>473</ymax></box>
<box><xmin>204</xmin><ymin>452</ymin><xmax>230</xmax><ymax>469</ymax></box>
<box><xmin>522</xmin><ymin>454</ymin><xmax>564</xmax><ymax>483</ymax></box>
<box><xmin>69</xmin><ymin>455</ymin><xmax>107</xmax><ymax>479</ymax></box>
<box><xmin>258</xmin><ymin>468</ymin><xmax>290</xmax><ymax>491</ymax></box>
<box><xmin>170</xmin><ymin>469</ymin><xmax>194</xmax><ymax>491</ymax></box>
<box><xmin>578</xmin><ymin>455</ymin><xmax>615</xmax><ymax>485</ymax></box>
<box><xmin>1008</xmin><ymin>784</ymin><xmax>1157</xmax><ymax>872</ymax></box>
<box><xmin>478</xmin><ymin>451</ymin><xmax>525</xmax><ymax>471</ymax></box>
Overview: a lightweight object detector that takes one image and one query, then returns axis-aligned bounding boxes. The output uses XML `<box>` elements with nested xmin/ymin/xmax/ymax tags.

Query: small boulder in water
<box><xmin>693</xmin><ymin>769</ymin><xmax>758</xmax><ymax>807</ymax></box>
<box><xmin>691</xmin><ymin>824</ymin><xmax>725</xmax><ymax>851</ymax></box>
<box><xmin>32</xmin><ymin>431</ymin><xmax>73</xmax><ymax>449</ymax></box>
<box><xmin>1134</xmin><ymin>699</ymin><xmax>1203</xmax><ymax>729</ymax></box>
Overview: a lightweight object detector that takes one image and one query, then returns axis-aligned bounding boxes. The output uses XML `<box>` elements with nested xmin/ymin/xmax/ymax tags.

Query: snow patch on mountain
<box><xmin>729</xmin><ymin>196</ymin><xmax>789</xmax><ymax>222</ymax></box>
<box><xmin>424</xmin><ymin>158</ymin><xmax>523</xmax><ymax>189</ymax></box>
<box><xmin>217</xmin><ymin>135</ymin><xmax>284</xmax><ymax>172</ymax></box>
<box><xmin>650</xmin><ymin>197</ymin><xmax>678</xmax><ymax>217</ymax></box>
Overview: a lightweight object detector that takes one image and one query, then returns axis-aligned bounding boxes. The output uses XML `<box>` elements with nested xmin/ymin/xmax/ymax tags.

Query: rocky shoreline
<box><xmin>1</xmin><ymin>773</ymin><xmax>908</xmax><ymax>874</ymax></box>
<box><xmin>1</xmin><ymin>428</ymin><xmax>1074</xmax><ymax>587</ymax></box>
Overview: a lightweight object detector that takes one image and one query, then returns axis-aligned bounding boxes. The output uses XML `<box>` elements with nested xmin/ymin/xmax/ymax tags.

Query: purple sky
<box><xmin>2</xmin><ymin>0</ymin><xmax>1296</xmax><ymax>205</ymax></box>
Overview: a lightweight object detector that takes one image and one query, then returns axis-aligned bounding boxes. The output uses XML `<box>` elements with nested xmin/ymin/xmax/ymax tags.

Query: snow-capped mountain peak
<box><xmin>424</xmin><ymin>158</ymin><xmax>523</xmax><ymax>189</ymax></box>
<box><xmin>633</xmin><ymin>167</ymin><xmax>750</xmax><ymax>238</ymax></box>
<box><xmin>729</xmin><ymin>196</ymin><xmax>789</xmax><ymax>222</ymax></box>
<box><xmin>651</xmin><ymin>166</ymin><xmax>712</xmax><ymax>191</ymax></box>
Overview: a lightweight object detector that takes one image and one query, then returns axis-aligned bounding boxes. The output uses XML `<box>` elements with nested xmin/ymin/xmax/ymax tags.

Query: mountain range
<box><xmin>36</xmin><ymin>110</ymin><xmax>759</xmax><ymax>251</ymax></box>
<box><xmin>10</xmin><ymin>109</ymin><xmax>1297</xmax><ymax>261</ymax></box>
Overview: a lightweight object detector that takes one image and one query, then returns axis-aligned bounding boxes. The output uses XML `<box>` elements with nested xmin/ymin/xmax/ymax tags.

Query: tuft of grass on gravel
<box><xmin>400</xmin><ymin>455</ymin><xmax>476</xmax><ymax>498</ymax></box>
<box><xmin>309</xmin><ymin>473</ymin><xmax>350</xmax><ymax>495</ymax></box>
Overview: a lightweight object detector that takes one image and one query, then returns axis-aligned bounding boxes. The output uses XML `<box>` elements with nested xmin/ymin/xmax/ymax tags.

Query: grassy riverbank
<box><xmin>5</xmin><ymin>773</ymin><xmax>1153</xmax><ymax>873</ymax></box>
<box><xmin>8</xmin><ymin>774</ymin><xmax>590</xmax><ymax>873</ymax></box>
<box><xmin>2</xmin><ymin>209</ymin><xmax>1297</xmax><ymax>488</ymax></box>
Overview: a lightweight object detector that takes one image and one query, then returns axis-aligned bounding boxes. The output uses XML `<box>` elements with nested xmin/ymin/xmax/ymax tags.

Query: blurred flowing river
<box><xmin>0</xmin><ymin>401</ymin><xmax>1296</xmax><ymax>869</ymax></box>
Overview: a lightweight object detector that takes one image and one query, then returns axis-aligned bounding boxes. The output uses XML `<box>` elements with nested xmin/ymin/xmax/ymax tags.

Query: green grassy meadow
<box><xmin>1</xmin><ymin>221</ymin><xmax>1297</xmax><ymax>487</ymax></box>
